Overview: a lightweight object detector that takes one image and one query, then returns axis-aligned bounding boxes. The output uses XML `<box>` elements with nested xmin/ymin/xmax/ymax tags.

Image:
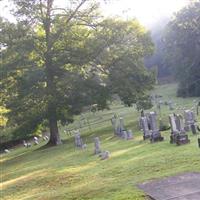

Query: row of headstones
<box><xmin>74</xmin><ymin>130</ymin><xmax>110</xmax><ymax>160</ymax></box>
<box><xmin>23</xmin><ymin>135</ymin><xmax>49</xmax><ymax>148</ymax></box>
<box><xmin>4</xmin><ymin>135</ymin><xmax>49</xmax><ymax>153</ymax></box>
<box><xmin>111</xmin><ymin>115</ymin><xmax>133</xmax><ymax>140</ymax></box>
<box><xmin>140</xmin><ymin>109</ymin><xmax>199</xmax><ymax>145</ymax></box>
<box><xmin>156</xmin><ymin>100</ymin><xmax>175</xmax><ymax>111</ymax></box>
<box><xmin>169</xmin><ymin>110</ymin><xmax>199</xmax><ymax>145</ymax></box>
<box><xmin>154</xmin><ymin>97</ymin><xmax>200</xmax><ymax>116</ymax></box>
<box><xmin>140</xmin><ymin>111</ymin><xmax>164</xmax><ymax>142</ymax></box>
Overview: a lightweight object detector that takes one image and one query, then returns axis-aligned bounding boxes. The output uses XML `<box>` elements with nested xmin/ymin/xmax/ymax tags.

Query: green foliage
<box><xmin>136</xmin><ymin>95</ymin><xmax>153</xmax><ymax>111</ymax></box>
<box><xmin>164</xmin><ymin>1</ymin><xmax>200</xmax><ymax>97</ymax></box>
<box><xmin>1</xmin><ymin>1</ymin><xmax>154</xmax><ymax>143</ymax></box>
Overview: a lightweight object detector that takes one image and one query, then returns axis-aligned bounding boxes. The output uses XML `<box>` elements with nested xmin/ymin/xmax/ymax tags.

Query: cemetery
<box><xmin>1</xmin><ymin>0</ymin><xmax>200</xmax><ymax>199</ymax></box>
<box><xmin>1</xmin><ymin>83</ymin><xmax>200</xmax><ymax>200</ymax></box>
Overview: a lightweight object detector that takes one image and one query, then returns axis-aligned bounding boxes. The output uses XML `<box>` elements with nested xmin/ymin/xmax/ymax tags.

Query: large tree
<box><xmin>164</xmin><ymin>0</ymin><xmax>200</xmax><ymax>97</ymax></box>
<box><xmin>1</xmin><ymin>0</ymin><xmax>154</xmax><ymax>145</ymax></box>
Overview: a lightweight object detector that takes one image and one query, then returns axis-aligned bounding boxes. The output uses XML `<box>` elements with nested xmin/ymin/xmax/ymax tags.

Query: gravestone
<box><xmin>168</xmin><ymin>100</ymin><xmax>174</xmax><ymax>110</ymax></box>
<box><xmin>127</xmin><ymin>130</ymin><xmax>133</xmax><ymax>140</ymax></box>
<box><xmin>111</xmin><ymin>115</ymin><xmax>118</xmax><ymax>135</ymax></box>
<box><xmin>4</xmin><ymin>149</ymin><xmax>10</xmax><ymax>153</ymax></box>
<box><xmin>121</xmin><ymin>130</ymin><xmax>128</xmax><ymax>140</ymax></box>
<box><xmin>169</xmin><ymin>114</ymin><xmax>179</xmax><ymax>144</ymax></box>
<box><xmin>111</xmin><ymin>116</ymin><xmax>133</xmax><ymax>140</ymax></box>
<box><xmin>149</xmin><ymin>112</ymin><xmax>164</xmax><ymax>142</ymax></box>
<box><xmin>118</xmin><ymin>117</ymin><xmax>125</xmax><ymax>137</ymax></box>
<box><xmin>94</xmin><ymin>137</ymin><xmax>101</xmax><ymax>154</ymax></box>
<box><xmin>140</xmin><ymin>116</ymin><xmax>151</xmax><ymax>140</ymax></box>
<box><xmin>184</xmin><ymin>110</ymin><xmax>195</xmax><ymax>131</ymax></box>
<box><xmin>99</xmin><ymin>150</ymin><xmax>110</xmax><ymax>160</ymax></box>
<box><xmin>33</xmin><ymin>136</ymin><xmax>39</xmax><ymax>145</ymax></box>
<box><xmin>74</xmin><ymin>131</ymin><xmax>86</xmax><ymax>149</ymax></box>
<box><xmin>169</xmin><ymin>114</ymin><xmax>190</xmax><ymax>145</ymax></box>
<box><xmin>23</xmin><ymin>140</ymin><xmax>31</xmax><ymax>148</ymax></box>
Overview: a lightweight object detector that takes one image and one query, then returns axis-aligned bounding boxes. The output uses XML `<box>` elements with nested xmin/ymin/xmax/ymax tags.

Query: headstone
<box><xmin>33</xmin><ymin>136</ymin><xmax>39</xmax><ymax>145</ymax></box>
<box><xmin>127</xmin><ymin>130</ymin><xmax>133</xmax><ymax>140</ymax></box>
<box><xmin>140</xmin><ymin>116</ymin><xmax>151</xmax><ymax>140</ymax></box>
<box><xmin>4</xmin><ymin>149</ymin><xmax>10</xmax><ymax>153</ymax></box>
<box><xmin>118</xmin><ymin>117</ymin><xmax>125</xmax><ymax>136</ymax></box>
<box><xmin>168</xmin><ymin>100</ymin><xmax>174</xmax><ymax>110</ymax></box>
<box><xmin>111</xmin><ymin>115</ymin><xmax>118</xmax><ymax>135</ymax></box>
<box><xmin>169</xmin><ymin>114</ymin><xmax>190</xmax><ymax>145</ymax></box>
<box><xmin>99</xmin><ymin>150</ymin><xmax>110</xmax><ymax>160</ymax></box>
<box><xmin>149</xmin><ymin>112</ymin><xmax>164</xmax><ymax>142</ymax></box>
<box><xmin>74</xmin><ymin>131</ymin><xmax>86</xmax><ymax>149</ymax></box>
<box><xmin>184</xmin><ymin>110</ymin><xmax>195</xmax><ymax>131</ymax></box>
<box><xmin>121</xmin><ymin>130</ymin><xmax>127</xmax><ymax>140</ymax></box>
<box><xmin>23</xmin><ymin>140</ymin><xmax>31</xmax><ymax>148</ymax></box>
<box><xmin>94</xmin><ymin>137</ymin><xmax>101</xmax><ymax>154</ymax></box>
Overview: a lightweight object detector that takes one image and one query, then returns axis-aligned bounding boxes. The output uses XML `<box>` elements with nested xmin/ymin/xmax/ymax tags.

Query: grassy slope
<box><xmin>1</xmin><ymin>83</ymin><xmax>200</xmax><ymax>200</ymax></box>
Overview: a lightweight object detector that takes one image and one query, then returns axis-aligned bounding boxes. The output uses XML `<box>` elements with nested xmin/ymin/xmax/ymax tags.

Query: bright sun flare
<box><xmin>101</xmin><ymin>0</ymin><xmax>190</xmax><ymax>26</ymax></box>
<box><xmin>0</xmin><ymin>0</ymin><xmax>190</xmax><ymax>27</ymax></box>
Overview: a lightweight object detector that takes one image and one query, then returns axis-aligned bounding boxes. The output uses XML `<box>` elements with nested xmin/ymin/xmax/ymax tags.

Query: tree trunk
<box><xmin>43</xmin><ymin>0</ymin><xmax>62</xmax><ymax>146</ymax></box>
<box><xmin>48</xmin><ymin>106</ymin><xmax>62</xmax><ymax>145</ymax></box>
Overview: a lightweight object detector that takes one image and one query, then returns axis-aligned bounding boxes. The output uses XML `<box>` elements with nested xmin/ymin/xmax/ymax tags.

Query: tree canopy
<box><xmin>164</xmin><ymin>0</ymin><xmax>200</xmax><ymax>97</ymax></box>
<box><xmin>1</xmin><ymin>0</ymin><xmax>155</xmax><ymax>145</ymax></box>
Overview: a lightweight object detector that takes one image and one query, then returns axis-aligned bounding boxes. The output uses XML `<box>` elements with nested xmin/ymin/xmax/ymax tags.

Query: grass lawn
<box><xmin>1</xmin><ymin>83</ymin><xmax>200</xmax><ymax>200</ymax></box>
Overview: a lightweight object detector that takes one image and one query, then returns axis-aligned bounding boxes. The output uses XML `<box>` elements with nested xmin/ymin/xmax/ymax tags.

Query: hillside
<box><xmin>1</xmin><ymin>83</ymin><xmax>200</xmax><ymax>200</ymax></box>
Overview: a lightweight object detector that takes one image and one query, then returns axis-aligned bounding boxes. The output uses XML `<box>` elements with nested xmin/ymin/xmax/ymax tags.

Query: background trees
<box><xmin>164</xmin><ymin>0</ymin><xmax>200</xmax><ymax>97</ymax></box>
<box><xmin>1</xmin><ymin>0</ymin><xmax>154</xmax><ymax>145</ymax></box>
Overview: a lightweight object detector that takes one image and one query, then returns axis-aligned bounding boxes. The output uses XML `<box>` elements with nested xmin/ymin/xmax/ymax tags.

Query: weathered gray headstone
<box><xmin>169</xmin><ymin>114</ymin><xmax>190</xmax><ymax>145</ymax></box>
<box><xmin>149</xmin><ymin>112</ymin><xmax>164</xmax><ymax>142</ymax></box>
<box><xmin>99</xmin><ymin>150</ymin><xmax>110</xmax><ymax>160</ymax></box>
<box><xmin>4</xmin><ymin>149</ymin><xmax>10</xmax><ymax>153</ymax></box>
<box><xmin>33</xmin><ymin>136</ymin><xmax>39</xmax><ymax>145</ymax></box>
<box><xmin>118</xmin><ymin>117</ymin><xmax>125</xmax><ymax>135</ymax></box>
<box><xmin>74</xmin><ymin>130</ymin><xmax>85</xmax><ymax>148</ymax></box>
<box><xmin>184</xmin><ymin>110</ymin><xmax>195</xmax><ymax>131</ymax></box>
<box><xmin>23</xmin><ymin>140</ymin><xmax>31</xmax><ymax>148</ymax></box>
<box><xmin>94</xmin><ymin>137</ymin><xmax>101</xmax><ymax>154</ymax></box>
<box><xmin>140</xmin><ymin>116</ymin><xmax>151</xmax><ymax>140</ymax></box>
<box><xmin>127</xmin><ymin>130</ymin><xmax>133</xmax><ymax>140</ymax></box>
<box><xmin>121</xmin><ymin>130</ymin><xmax>128</xmax><ymax>140</ymax></box>
<box><xmin>168</xmin><ymin>100</ymin><xmax>174</xmax><ymax>110</ymax></box>
<box><xmin>111</xmin><ymin>115</ymin><xmax>118</xmax><ymax>135</ymax></box>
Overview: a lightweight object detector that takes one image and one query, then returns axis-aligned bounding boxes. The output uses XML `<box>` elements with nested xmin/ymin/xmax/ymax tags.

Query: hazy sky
<box><xmin>101</xmin><ymin>0</ymin><xmax>190</xmax><ymax>26</ymax></box>
<box><xmin>0</xmin><ymin>0</ymin><xmax>190</xmax><ymax>27</ymax></box>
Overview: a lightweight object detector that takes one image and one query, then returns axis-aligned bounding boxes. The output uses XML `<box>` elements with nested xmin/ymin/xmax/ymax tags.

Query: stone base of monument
<box><xmin>176</xmin><ymin>134</ymin><xmax>190</xmax><ymax>146</ymax></box>
<box><xmin>170</xmin><ymin>132</ymin><xmax>190</xmax><ymax>145</ymax></box>
<box><xmin>170</xmin><ymin>132</ymin><xmax>179</xmax><ymax>144</ymax></box>
<box><xmin>150</xmin><ymin>131</ymin><xmax>164</xmax><ymax>143</ymax></box>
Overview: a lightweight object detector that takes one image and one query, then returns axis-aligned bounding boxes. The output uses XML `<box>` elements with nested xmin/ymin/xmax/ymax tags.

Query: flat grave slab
<box><xmin>138</xmin><ymin>172</ymin><xmax>200</xmax><ymax>200</ymax></box>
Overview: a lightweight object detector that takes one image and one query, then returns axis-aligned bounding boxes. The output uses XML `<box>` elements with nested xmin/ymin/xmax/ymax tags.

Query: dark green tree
<box><xmin>1</xmin><ymin>1</ymin><xmax>155</xmax><ymax>145</ymax></box>
<box><xmin>164</xmin><ymin>1</ymin><xmax>200</xmax><ymax>97</ymax></box>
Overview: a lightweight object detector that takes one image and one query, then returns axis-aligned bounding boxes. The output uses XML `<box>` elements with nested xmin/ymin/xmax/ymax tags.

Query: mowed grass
<box><xmin>1</xmin><ymin>83</ymin><xmax>200</xmax><ymax>200</ymax></box>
